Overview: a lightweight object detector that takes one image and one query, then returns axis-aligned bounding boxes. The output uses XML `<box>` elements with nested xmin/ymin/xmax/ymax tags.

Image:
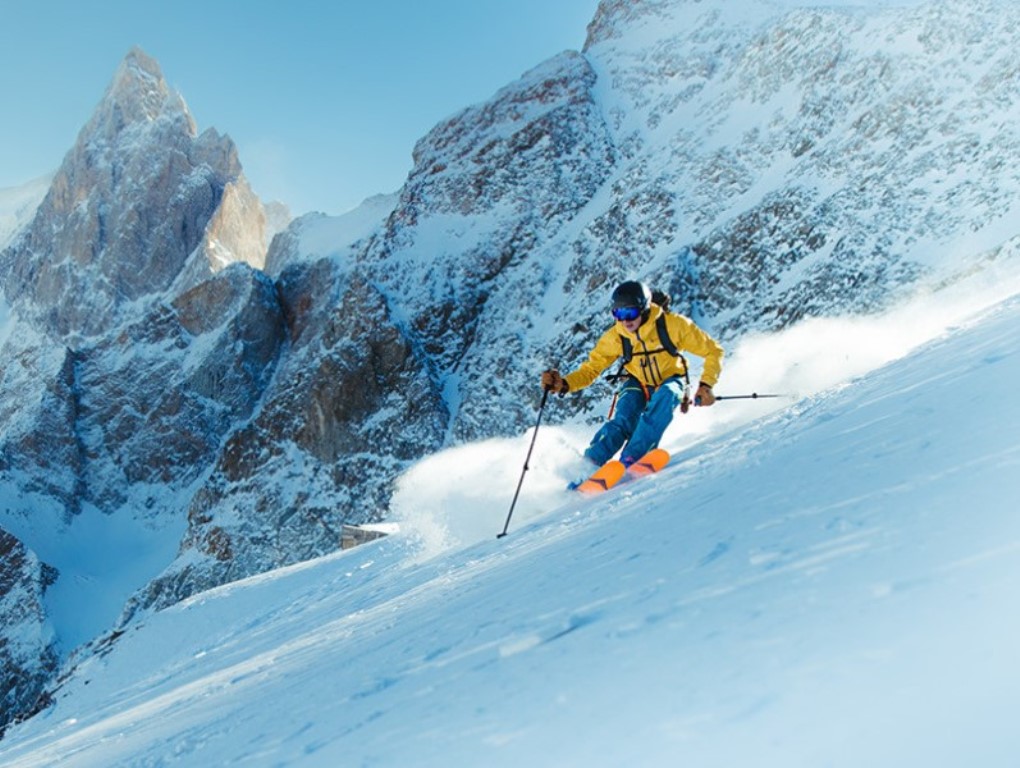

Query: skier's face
<box><xmin>619</xmin><ymin>316</ymin><xmax>641</xmax><ymax>333</ymax></box>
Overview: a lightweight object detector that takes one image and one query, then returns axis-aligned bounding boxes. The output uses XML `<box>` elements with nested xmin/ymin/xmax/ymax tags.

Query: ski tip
<box><xmin>574</xmin><ymin>460</ymin><xmax>626</xmax><ymax>495</ymax></box>
<box><xmin>576</xmin><ymin>479</ymin><xmax>611</xmax><ymax>496</ymax></box>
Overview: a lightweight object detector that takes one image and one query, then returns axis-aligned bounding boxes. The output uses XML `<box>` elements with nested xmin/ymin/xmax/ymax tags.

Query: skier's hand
<box><xmin>694</xmin><ymin>382</ymin><xmax>715</xmax><ymax>406</ymax></box>
<box><xmin>541</xmin><ymin>369</ymin><xmax>568</xmax><ymax>395</ymax></box>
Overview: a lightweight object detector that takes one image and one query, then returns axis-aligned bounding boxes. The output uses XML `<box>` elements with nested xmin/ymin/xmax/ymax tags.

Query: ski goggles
<box><xmin>612</xmin><ymin>306</ymin><xmax>642</xmax><ymax>322</ymax></box>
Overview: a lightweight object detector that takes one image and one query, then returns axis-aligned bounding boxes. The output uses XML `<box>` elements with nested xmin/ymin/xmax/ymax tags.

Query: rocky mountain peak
<box><xmin>92</xmin><ymin>46</ymin><xmax>194</xmax><ymax>138</ymax></box>
<box><xmin>584</xmin><ymin>0</ymin><xmax>732</xmax><ymax>50</ymax></box>
<box><xmin>585</xmin><ymin>0</ymin><xmax>662</xmax><ymax>48</ymax></box>
<box><xmin>0</xmin><ymin>47</ymin><xmax>266</xmax><ymax>340</ymax></box>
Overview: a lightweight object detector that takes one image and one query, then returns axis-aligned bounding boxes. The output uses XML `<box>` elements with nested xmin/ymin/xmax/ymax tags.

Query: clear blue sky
<box><xmin>0</xmin><ymin>0</ymin><xmax>598</xmax><ymax>216</ymax></box>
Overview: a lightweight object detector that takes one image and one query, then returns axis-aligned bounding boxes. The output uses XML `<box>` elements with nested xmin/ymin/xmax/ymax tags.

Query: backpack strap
<box><xmin>654</xmin><ymin>314</ymin><xmax>679</xmax><ymax>357</ymax></box>
<box><xmin>615</xmin><ymin>315</ymin><xmax>679</xmax><ymax>361</ymax></box>
<box><xmin>606</xmin><ymin>335</ymin><xmax>633</xmax><ymax>385</ymax></box>
<box><xmin>655</xmin><ymin>315</ymin><xmax>693</xmax><ymax>411</ymax></box>
<box><xmin>620</xmin><ymin>335</ymin><xmax>633</xmax><ymax>365</ymax></box>
<box><xmin>609</xmin><ymin>313</ymin><xmax>688</xmax><ymax>388</ymax></box>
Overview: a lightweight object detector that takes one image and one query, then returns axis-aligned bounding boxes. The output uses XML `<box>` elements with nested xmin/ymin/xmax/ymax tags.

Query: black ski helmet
<box><xmin>611</xmin><ymin>280</ymin><xmax>652</xmax><ymax>312</ymax></box>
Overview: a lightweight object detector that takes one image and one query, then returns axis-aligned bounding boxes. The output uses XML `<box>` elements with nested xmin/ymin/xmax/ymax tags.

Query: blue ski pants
<box><xmin>583</xmin><ymin>376</ymin><xmax>685</xmax><ymax>467</ymax></box>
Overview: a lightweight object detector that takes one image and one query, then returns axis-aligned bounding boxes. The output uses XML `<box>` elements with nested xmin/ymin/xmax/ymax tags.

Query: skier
<box><xmin>541</xmin><ymin>280</ymin><xmax>724</xmax><ymax>486</ymax></box>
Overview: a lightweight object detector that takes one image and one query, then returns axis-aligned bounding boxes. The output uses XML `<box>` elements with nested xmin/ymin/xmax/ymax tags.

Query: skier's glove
<box><xmin>695</xmin><ymin>382</ymin><xmax>716</xmax><ymax>406</ymax></box>
<box><xmin>541</xmin><ymin>369</ymin><xmax>569</xmax><ymax>395</ymax></box>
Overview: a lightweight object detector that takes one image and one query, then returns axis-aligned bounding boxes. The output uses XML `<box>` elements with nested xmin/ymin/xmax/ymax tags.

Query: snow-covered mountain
<box><xmin>2</xmin><ymin>0</ymin><xmax>1020</xmax><ymax>736</ymax></box>
<box><xmin>0</xmin><ymin>270</ymin><xmax>1016</xmax><ymax>766</ymax></box>
<box><xmin>0</xmin><ymin>176</ymin><xmax>50</xmax><ymax>251</ymax></box>
<box><xmin>0</xmin><ymin>47</ymin><xmax>279</xmax><ymax>729</ymax></box>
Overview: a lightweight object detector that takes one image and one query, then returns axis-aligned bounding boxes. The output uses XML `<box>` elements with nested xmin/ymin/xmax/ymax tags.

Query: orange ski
<box><xmin>575</xmin><ymin>460</ymin><xmax>626</xmax><ymax>496</ymax></box>
<box><xmin>627</xmin><ymin>448</ymin><xmax>670</xmax><ymax>478</ymax></box>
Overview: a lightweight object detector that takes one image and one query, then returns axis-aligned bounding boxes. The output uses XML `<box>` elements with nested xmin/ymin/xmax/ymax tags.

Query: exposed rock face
<box><xmin>0</xmin><ymin>264</ymin><xmax>284</xmax><ymax>520</ymax></box>
<box><xmin>0</xmin><ymin>336</ymin><xmax>85</xmax><ymax>516</ymax></box>
<box><xmin>0</xmin><ymin>528</ymin><xmax>57</xmax><ymax>736</ymax></box>
<box><xmin>135</xmin><ymin>260</ymin><xmax>446</xmax><ymax>612</ymax></box>
<box><xmin>71</xmin><ymin>264</ymin><xmax>286</xmax><ymax>515</ymax></box>
<box><xmin>360</xmin><ymin>50</ymin><xmax>617</xmax><ymax>440</ymax></box>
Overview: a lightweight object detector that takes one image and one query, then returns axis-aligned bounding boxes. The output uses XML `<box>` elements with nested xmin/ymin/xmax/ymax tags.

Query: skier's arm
<box><xmin>673</xmin><ymin>315</ymin><xmax>724</xmax><ymax>388</ymax></box>
<box><xmin>563</xmin><ymin>330</ymin><xmax>621</xmax><ymax>392</ymax></box>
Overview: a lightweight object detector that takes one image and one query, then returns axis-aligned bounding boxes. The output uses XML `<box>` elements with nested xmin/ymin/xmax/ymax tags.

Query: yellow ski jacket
<box><xmin>563</xmin><ymin>304</ymin><xmax>724</xmax><ymax>392</ymax></box>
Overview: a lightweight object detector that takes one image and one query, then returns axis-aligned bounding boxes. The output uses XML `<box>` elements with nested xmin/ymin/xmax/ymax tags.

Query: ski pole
<box><xmin>498</xmin><ymin>388</ymin><xmax>550</xmax><ymax>539</ymax></box>
<box><xmin>714</xmin><ymin>392</ymin><xmax>790</xmax><ymax>401</ymax></box>
<box><xmin>694</xmin><ymin>392</ymin><xmax>792</xmax><ymax>405</ymax></box>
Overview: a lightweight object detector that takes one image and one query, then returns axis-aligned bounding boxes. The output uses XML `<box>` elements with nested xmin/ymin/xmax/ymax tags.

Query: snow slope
<box><xmin>0</xmin><ymin>285</ymin><xmax>1018</xmax><ymax>764</ymax></box>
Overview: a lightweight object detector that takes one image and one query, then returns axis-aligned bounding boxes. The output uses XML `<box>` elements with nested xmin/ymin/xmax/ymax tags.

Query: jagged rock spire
<box><xmin>0</xmin><ymin>47</ymin><xmax>264</xmax><ymax>340</ymax></box>
<box><xmin>86</xmin><ymin>46</ymin><xmax>195</xmax><ymax>139</ymax></box>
